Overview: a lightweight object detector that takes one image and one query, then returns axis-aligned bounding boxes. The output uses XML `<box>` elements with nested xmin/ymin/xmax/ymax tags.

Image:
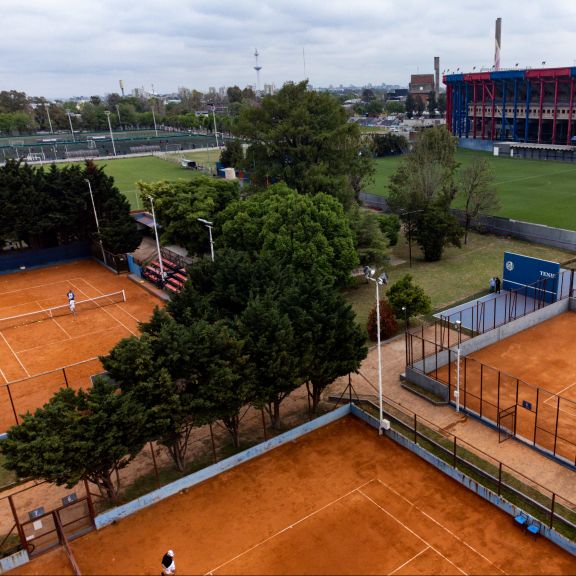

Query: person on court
<box><xmin>68</xmin><ymin>296</ymin><xmax>76</xmax><ymax>318</ymax></box>
<box><xmin>161</xmin><ymin>550</ymin><xmax>175</xmax><ymax>575</ymax></box>
<box><xmin>67</xmin><ymin>289</ymin><xmax>75</xmax><ymax>302</ymax></box>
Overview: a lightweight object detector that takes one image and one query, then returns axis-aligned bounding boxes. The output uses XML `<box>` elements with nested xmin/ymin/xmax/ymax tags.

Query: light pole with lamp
<box><xmin>148</xmin><ymin>196</ymin><xmax>164</xmax><ymax>284</ymax></box>
<box><xmin>115</xmin><ymin>105</ymin><xmax>122</xmax><ymax>129</ymax></box>
<box><xmin>150</xmin><ymin>98</ymin><xmax>159</xmax><ymax>137</ymax></box>
<box><xmin>400</xmin><ymin>209</ymin><xmax>423</xmax><ymax>268</ymax></box>
<box><xmin>197</xmin><ymin>218</ymin><xmax>215</xmax><ymax>261</ymax></box>
<box><xmin>84</xmin><ymin>179</ymin><xmax>107</xmax><ymax>266</ymax></box>
<box><xmin>66</xmin><ymin>110</ymin><xmax>76</xmax><ymax>142</ymax></box>
<box><xmin>364</xmin><ymin>266</ymin><xmax>389</xmax><ymax>435</ymax></box>
<box><xmin>454</xmin><ymin>319</ymin><xmax>462</xmax><ymax>412</ymax></box>
<box><xmin>211</xmin><ymin>104</ymin><xmax>219</xmax><ymax>149</ymax></box>
<box><xmin>43</xmin><ymin>103</ymin><xmax>54</xmax><ymax>134</ymax></box>
<box><xmin>104</xmin><ymin>111</ymin><xmax>117</xmax><ymax>157</ymax></box>
<box><xmin>402</xmin><ymin>305</ymin><xmax>408</xmax><ymax>330</ymax></box>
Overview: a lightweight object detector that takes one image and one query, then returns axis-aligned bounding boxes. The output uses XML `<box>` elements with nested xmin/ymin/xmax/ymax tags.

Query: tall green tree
<box><xmin>0</xmin><ymin>380</ymin><xmax>147</xmax><ymax>503</ymax></box>
<box><xmin>386</xmin><ymin>274</ymin><xmax>432</xmax><ymax>326</ymax></box>
<box><xmin>388</xmin><ymin>126</ymin><xmax>462</xmax><ymax>261</ymax></box>
<box><xmin>138</xmin><ymin>176</ymin><xmax>239</xmax><ymax>256</ymax></box>
<box><xmin>235</xmin><ymin>80</ymin><xmax>369</xmax><ymax>207</ymax></box>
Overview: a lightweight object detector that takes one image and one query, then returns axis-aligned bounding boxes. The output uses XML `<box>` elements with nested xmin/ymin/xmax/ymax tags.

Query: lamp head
<box><xmin>377</xmin><ymin>272</ymin><xmax>388</xmax><ymax>285</ymax></box>
<box><xmin>363</xmin><ymin>266</ymin><xmax>375</xmax><ymax>279</ymax></box>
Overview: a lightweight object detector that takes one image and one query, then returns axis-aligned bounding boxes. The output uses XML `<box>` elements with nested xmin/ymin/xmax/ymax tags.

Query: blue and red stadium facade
<box><xmin>444</xmin><ymin>67</ymin><xmax>576</xmax><ymax>145</ymax></box>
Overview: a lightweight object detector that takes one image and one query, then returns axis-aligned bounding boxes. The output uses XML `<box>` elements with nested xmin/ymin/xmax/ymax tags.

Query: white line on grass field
<box><xmin>388</xmin><ymin>546</ymin><xmax>430</xmax><ymax>575</ymax></box>
<box><xmin>0</xmin><ymin>331</ymin><xmax>30</xmax><ymax>378</ymax></box>
<box><xmin>375</xmin><ymin>479</ymin><xmax>506</xmax><ymax>575</ymax></box>
<box><xmin>358</xmin><ymin>490</ymin><xmax>467</xmax><ymax>576</ymax></box>
<box><xmin>204</xmin><ymin>478</ymin><xmax>378</xmax><ymax>575</ymax></box>
<box><xmin>70</xmin><ymin>282</ymin><xmax>137</xmax><ymax>337</ymax></box>
<box><xmin>495</xmin><ymin>166</ymin><xmax>576</xmax><ymax>186</ymax></box>
<box><xmin>79</xmin><ymin>278</ymin><xmax>142</xmax><ymax>324</ymax></box>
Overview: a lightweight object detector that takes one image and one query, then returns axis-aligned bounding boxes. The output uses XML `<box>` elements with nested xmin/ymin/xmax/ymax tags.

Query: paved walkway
<box><xmin>327</xmin><ymin>334</ymin><xmax>576</xmax><ymax>504</ymax></box>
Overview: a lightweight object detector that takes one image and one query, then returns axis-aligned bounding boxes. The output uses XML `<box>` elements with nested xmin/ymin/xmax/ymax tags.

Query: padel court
<box><xmin>0</xmin><ymin>260</ymin><xmax>162</xmax><ymax>433</ymax></box>
<box><xmin>12</xmin><ymin>418</ymin><xmax>575</xmax><ymax>575</ymax></box>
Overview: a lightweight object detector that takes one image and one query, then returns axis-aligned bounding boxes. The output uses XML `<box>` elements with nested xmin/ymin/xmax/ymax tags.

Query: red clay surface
<box><xmin>434</xmin><ymin>312</ymin><xmax>576</xmax><ymax>463</ymax></box>
<box><xmin>0</xmin><ymin>260</ymin><xmax>163</xmax><ymax>432</ymax></box>
<box><xmin>12</xmin><ymin>417</ymin><xmax>576</xmax><ymax>575</ymax></box>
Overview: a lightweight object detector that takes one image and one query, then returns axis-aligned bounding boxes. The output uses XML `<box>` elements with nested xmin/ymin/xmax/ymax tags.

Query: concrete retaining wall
<box><xmin>0</xmin><ymin>549</ymin><xmax>29</xmax><ymax>574</ymax></box>
<box><xmin>95</xmin><ymin>405</ymin><xmax>351</xmax><ymax>529</ymax></box>
<box><xmin>350</xmin><ymin>404</ymin><xmax>576</xmax><ymax>557</ymax></box>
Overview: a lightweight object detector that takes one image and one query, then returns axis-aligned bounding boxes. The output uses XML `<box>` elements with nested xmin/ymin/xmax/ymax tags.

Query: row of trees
<box><xmin>0</xmin><ymin>160</ymin><xmax>140</xmax><ymax>253</ymax></box>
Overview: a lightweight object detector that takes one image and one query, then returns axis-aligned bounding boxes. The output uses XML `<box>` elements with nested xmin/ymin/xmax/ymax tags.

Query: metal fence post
<box><xmin>8</xmin><ymin>495</ymin><xmax>28</xmax><ymax>554</ymax></box>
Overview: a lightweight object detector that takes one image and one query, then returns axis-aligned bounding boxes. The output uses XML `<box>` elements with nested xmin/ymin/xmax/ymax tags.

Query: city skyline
<box><xmin>1</xmin><ymin>0</ymin><xmax>575</xmax><ymax>99</ymax></box>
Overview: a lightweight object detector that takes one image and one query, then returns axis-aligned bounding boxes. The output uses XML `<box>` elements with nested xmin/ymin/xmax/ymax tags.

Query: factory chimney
<box><xmin>494</xmin><ymin>17</ymin><xmax>502</xmax><ymax>71</ymax></box>
<box><xmin>434</xmin><ymin>57</ymin><xmax>440</xmax><ymax>100</ymax></box>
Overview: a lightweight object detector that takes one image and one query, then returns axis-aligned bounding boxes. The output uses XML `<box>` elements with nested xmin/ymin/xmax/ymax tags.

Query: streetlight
<box><xmin>104</xmin><ymin>111</ymin><xmax>117</xmax><ymax>157</ymax></box>
<box><xmin>197</xmin><ymin>218</ymin><xmax>214</xmax><ymax>261</ymax></box>
<box><xmin>43</xmin><ymin>103</ymin><xmax>53</xmax><ymax>134</ymax></box>
<box><xmin>115</xmin><ymin>105</ymin><xmax>122</xmax><ymax>129</ymax></box>
<box><xmin>84</xmin><ymin>179</ymin><xmax>107</xmax><ymax>266</ymax></box>
<box><xmin>400</xmin><ymin>209</ymin><xmax>423</xmax><ymax>268</ymax></box>
<box><xmin>211</xmin><ymin>104</ymin><xmax>219</xmax><ymax>149</ymax></box>
<box><xmin>150</xmin><ymin>98</ymin><xmax>158</xmax><ymax>137</ymax></box>
<box><xmin>148</xmin><ymin>196</ymin><xmax>164</xmax><ymax>284</ymax></box>
<box><xmin>66</xmin><ymin>110</ymin><xmax>76</xmax><ymax>142</ymax></box>
<box><xmin>454</xmin><ymin>320</ymin><xmax>462</xmax><ymax>412</ymax></box>
<box><xmin>364</xmin><ymin>266</ymin><xmax>389</xmax><ymax>435</ymax></box>
<box><xmin>402</xmin><ymin>305</ymin><xmax>408</xmax><ymax>330</ymax></box>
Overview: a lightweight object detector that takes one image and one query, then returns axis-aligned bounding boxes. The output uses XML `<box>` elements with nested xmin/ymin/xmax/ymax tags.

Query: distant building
<box><xmin>409</xmin><ymin>74</ymin><xmax>435</xmax><ymax>105</ymax></box>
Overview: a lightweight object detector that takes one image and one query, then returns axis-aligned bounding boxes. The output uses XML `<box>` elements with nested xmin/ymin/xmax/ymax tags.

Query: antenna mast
<box><xmin>254</xmin><ymin>49</ymin><xmax>262</xmax><ymax>96</ymax></box>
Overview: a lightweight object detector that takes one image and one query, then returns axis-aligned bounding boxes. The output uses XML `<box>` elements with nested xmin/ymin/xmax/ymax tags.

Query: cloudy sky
<box><xmin>2</xmin><ymin>0</ymin><xmax>575</xmax><ymax>99</ymax></box>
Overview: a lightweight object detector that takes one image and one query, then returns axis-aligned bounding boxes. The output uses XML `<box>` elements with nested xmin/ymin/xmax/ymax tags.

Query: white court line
<box><xmin>376</xmin><ymin>479</ymin><xmax>507</xmax><ymax>575</ymax></box>
<box><xmin>358</xmin><ymin>490</ymin><xmax>467</xmax><ymax>576</ymax></box>
<box><xmin>79</xmin><ymin>278</ymin><xmax>142</xmax><ymax>324</ymax></box>
<box><xmin>0</xmin><ymin>365</ymin><xmax>8</xmax><ymax>384</ymax></box>
<box><xmin>543</xmin><ymin>382</ymin><xmax>576</xmax><ymax>405</ymax></box>
<box><xmin>70</xmin><ymin>282</ymin><xmax>137</xmax><ymax>337</ymax></box>
<box><xmin>388</xmin><ymin>546</ymin><xmax>430</xmax><ymax>575</ymax></box>
<box><xmin>204</xmin><ymin>478</ymin><xmax>377</xmax><ymax>575</ymax></box>
<box><xmin>0</xmin><ymin>277</ymin><xmax>84</xmax><ymax>298</ymax></box>
<box><xmin>35</xmin><ymin>300</ymin><xmax>72</xmax><ymax>340</ymax></box>
<box><xmin>17</xmin><ymin>325</ymin><xmax>125</xmax><ymax>354</ymax></box>
<box><xmin>0</xmin><ymin>331</ymin><xmax>30</xmax><ymax>378</ymax></box>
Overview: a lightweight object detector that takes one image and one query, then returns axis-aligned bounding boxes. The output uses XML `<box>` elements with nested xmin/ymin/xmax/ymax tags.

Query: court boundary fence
<box><xmin>340</xmin><ymin>394</ymin><xmax>576</xmax><ymax>547</ymax></box>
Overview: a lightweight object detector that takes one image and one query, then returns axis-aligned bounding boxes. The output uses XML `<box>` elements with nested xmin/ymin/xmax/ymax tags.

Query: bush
<box><xmin>377</xmin><ymin>213</ymin><xmax>401</xmax><ymax>246</ymax></box>
<box><xmin>386</xmin><ymin>274</ymin><xmax>432</xmax><ymax>325</ymax></box>
<box><xmin>367</xmin><ymin>299</ymin><xmax>399</xmax><ymax>341</ymax></box>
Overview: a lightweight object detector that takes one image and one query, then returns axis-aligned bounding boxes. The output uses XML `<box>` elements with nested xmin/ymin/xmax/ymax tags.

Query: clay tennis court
<box><xmin>0</xmin><ymin>260</ymin><xmax>162</xmax><ymax>433</ymax></box>
<box><xmin>434</xmin><ymin>311</ymin><xmax>576</xmax><ymax>464</ymax></box>
<box><xmin>12</xmin><ymin>417</ymin><xmax>575</xmax><ymax>575</ymax></box>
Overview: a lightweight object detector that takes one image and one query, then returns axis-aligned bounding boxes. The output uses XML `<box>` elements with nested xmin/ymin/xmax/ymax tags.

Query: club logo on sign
<box><xmin>505</xmin><ymin>261</ymin><xmax>514</xmax><ymax>271</ymax></box>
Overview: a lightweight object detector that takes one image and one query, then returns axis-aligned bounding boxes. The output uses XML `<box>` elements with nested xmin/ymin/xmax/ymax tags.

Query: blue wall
<box><xmin>502</xmin><ymin>251</ymin><xmax>560</xmax><ymax>302</ymax></box>
<box><xmin>0</xmin><ymin>242</ymin><xmax>91</xmax><ymax>274</ymax></box>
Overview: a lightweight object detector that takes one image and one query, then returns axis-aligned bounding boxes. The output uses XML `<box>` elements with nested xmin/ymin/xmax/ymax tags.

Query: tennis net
<box><xmin>0</xmin><ymin>290</ymin><xmax>126</xmax><ymax>331</ymax></box>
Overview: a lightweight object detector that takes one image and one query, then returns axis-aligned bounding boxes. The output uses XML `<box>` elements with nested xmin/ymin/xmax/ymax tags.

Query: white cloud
<box><xmin>0</xmin><ymin>0</ymin><xmax>573</xmax><ymax>98</ymax></box>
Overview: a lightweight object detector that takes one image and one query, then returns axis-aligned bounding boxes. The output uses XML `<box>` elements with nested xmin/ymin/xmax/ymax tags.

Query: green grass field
<box><xmin>367</xmin><ymin>149</ymin><xmax>576</xmax><ymax>231</ymax></box>
<box><xmin>91</xmin><ymin>151</ymin><xmax>221</xmax><ymax>209</ymax></box>
<box><xmin>344</xmin><ymin>231</ymin><xmax>575</xmax><ymax>331</ymax></box>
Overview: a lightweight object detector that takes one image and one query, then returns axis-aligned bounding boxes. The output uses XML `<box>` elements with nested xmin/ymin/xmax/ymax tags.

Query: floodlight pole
<box><xmin>148</xmin><ymin>196</ymin><xmax>164</xmax><ymax>282</ymax></box>
<box><xmin>197</xmin><ymin>218</ymin><xmax>215</xmax><ymax>261</ymax></box>
<box><xmin>365</xmin><ymin>268</ymin><xmax>388</xmax><ymax>435</ymax></box>
<box><xmin>211</xmin><ymin>104</ymin><xmax>219</xmax><ymax>149</ymax></box>
<box><xmin>104</xmin><ymin>111</ymin><xmax>117</xmax><ymax>157</ymax></box>
<box><xmin>454</xmin><ymin>320</ymin><xmax>462</xmax><ymax>412</ymax></box>
<box><xmin>115</xmin><ymin>105</ymin><xmax>122</xmax><ymax>129</ymax></box>
<box><xmin>44</xmin><ymin>103</ymin><xmax>54</xmax><ymax>134</ymax></box>
<box><xmin>66</xmin><ymin>110</ymin><xmax>76</xmax><ymax>142</ymax></box>
<box><xmin>85</xmin><ymin>179</ymin><xmax>107</xmax><ymax>266</ymax></box>
<box><xmin>151</xmin><ymin>98</ymin><xmax>159</xmax><ymax>137</ymax></box>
